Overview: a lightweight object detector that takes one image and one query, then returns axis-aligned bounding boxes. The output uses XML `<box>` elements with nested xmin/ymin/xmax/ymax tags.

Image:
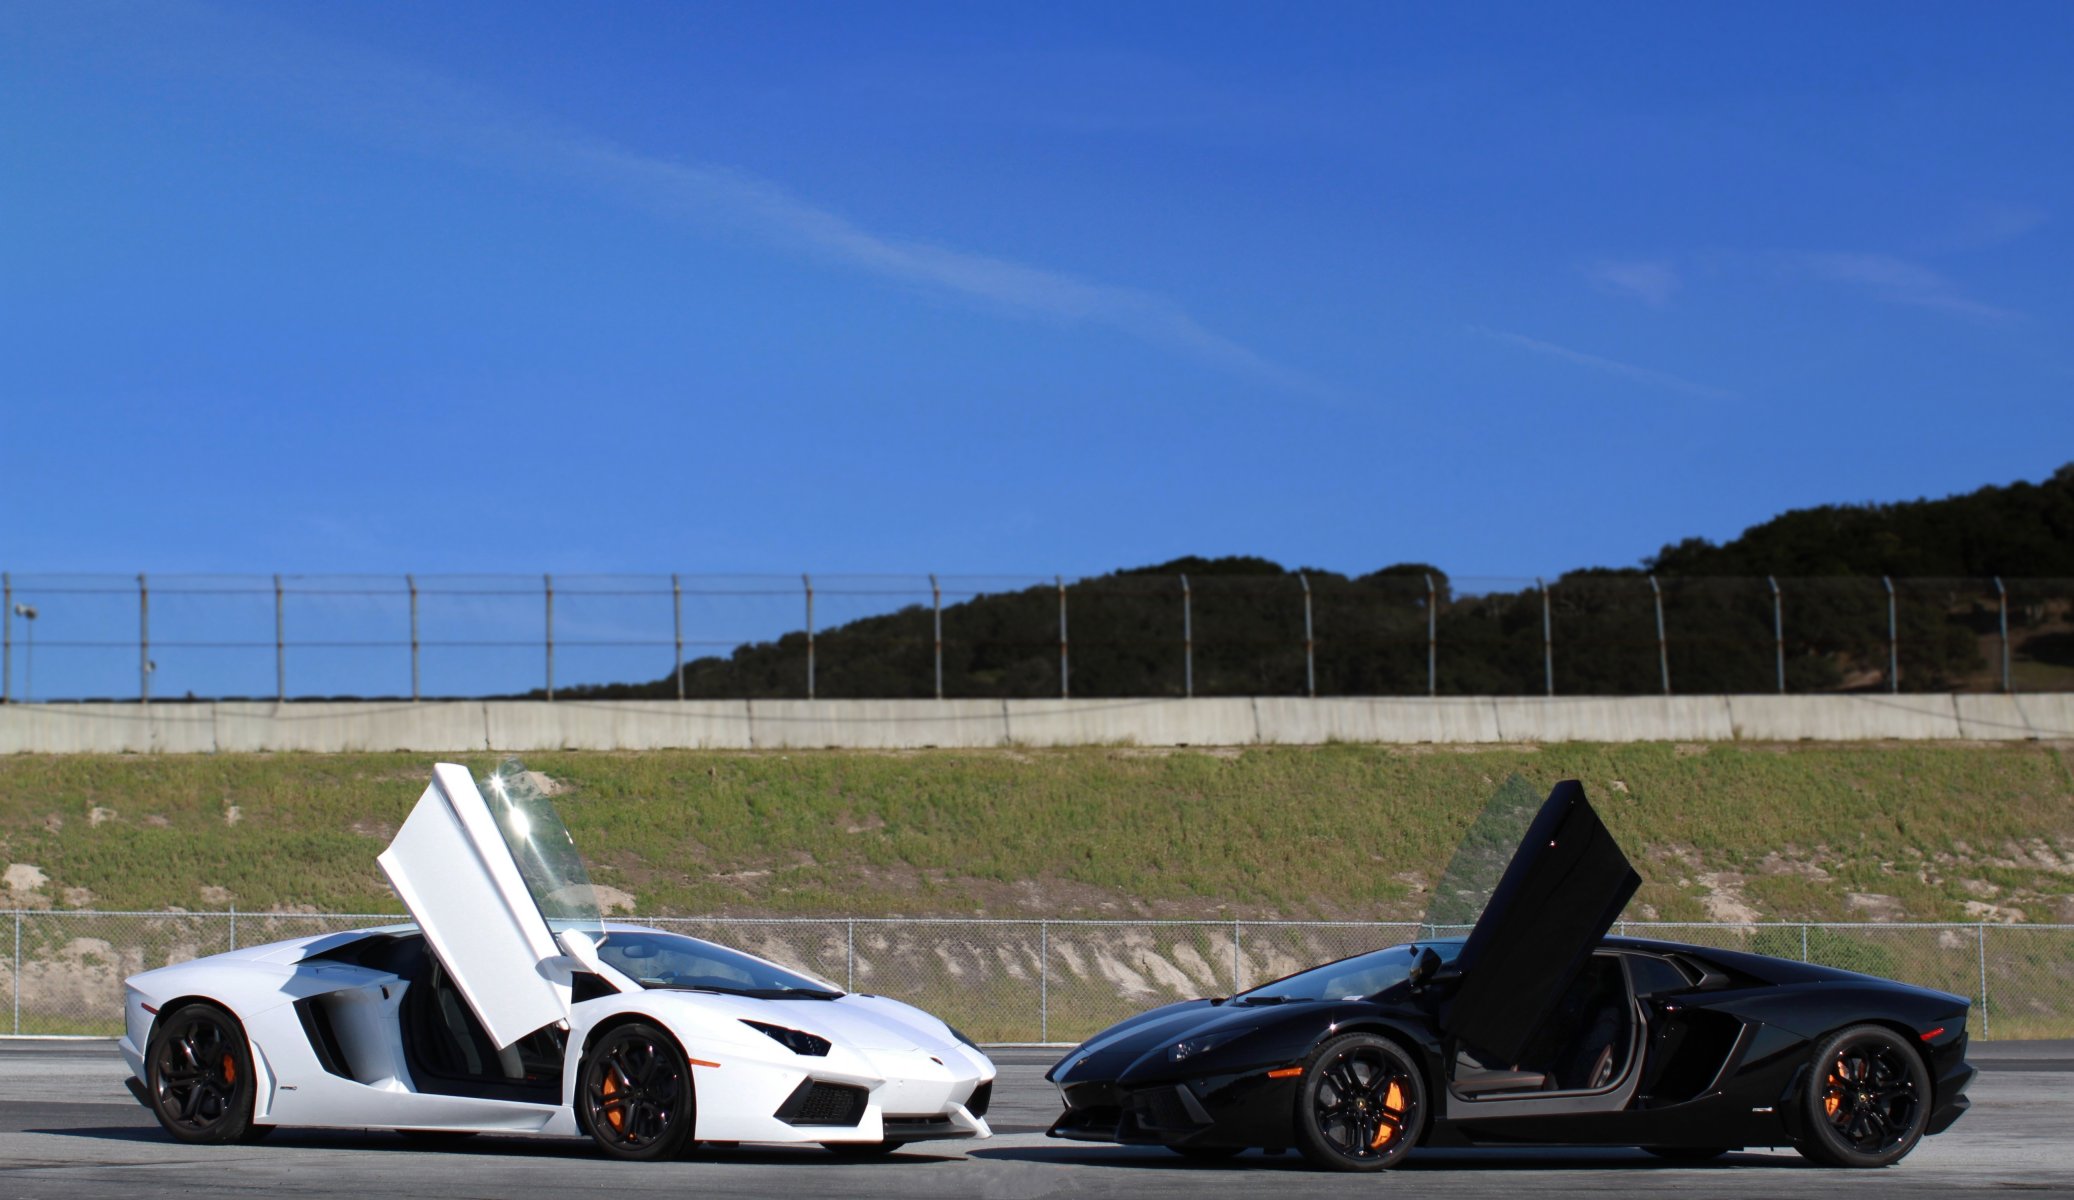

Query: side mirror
<box><xmin>1408</xmin><ymin>947</ymin><xmax>1444</xmax><ymax>991</ymax></box>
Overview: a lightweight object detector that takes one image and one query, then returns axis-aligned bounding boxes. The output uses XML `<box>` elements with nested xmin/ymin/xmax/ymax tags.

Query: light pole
<box><xmin>10</xmin><ymin>605</ymin><xmax>36</xmax><ymax>703</ymax></box>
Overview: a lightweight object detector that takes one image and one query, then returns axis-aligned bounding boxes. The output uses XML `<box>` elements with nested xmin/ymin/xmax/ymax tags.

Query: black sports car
<box><xmin>1046</xmin><ymin>780</ymin><xmax>1975</xmax><ymax>1171</ymax></box>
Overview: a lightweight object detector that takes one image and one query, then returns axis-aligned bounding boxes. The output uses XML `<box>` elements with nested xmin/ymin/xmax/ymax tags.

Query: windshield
<box><xmin>1423</xmin><ymin>773</ymin><xmax>1544</xmax><ymax>931</ymax></box>
<box><xmin>1238</xmin><ymin>942</ymin><xmax>1460</xmax><ymax>1004</ymax></box>
<box><xmin>595</xmin><ymin>930</ymin><xmax>842</xmax><ymax>999</ymax></box>
<box><xmin>476</xmin><ymin>758</ymin><xmax>604</xmax><ymax>937</ymax></box>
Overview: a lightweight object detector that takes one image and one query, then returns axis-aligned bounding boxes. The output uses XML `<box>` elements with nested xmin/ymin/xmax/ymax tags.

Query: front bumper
<box><xmin>1049</xmin><ymin>1072</ymin><xmax>1300</xmax><ymax>1150</ymax></box>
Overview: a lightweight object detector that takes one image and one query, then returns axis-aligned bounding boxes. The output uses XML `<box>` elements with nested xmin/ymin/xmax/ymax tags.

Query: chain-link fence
<box><xmin>4</xmin><ymin>911</ymin><xmax>2067</xmax><ymax>1043</ymax></box>
<box><xmin>2</xmin><ymin>573</ymin><xmax>2071</xmax><ymax>704</ymax></box>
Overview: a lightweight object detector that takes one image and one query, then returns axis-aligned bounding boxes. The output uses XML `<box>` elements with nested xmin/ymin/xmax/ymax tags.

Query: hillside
<box><xmin>553</xmin><ymin>464</ymin><xmax>2074</xmax><ymax>701</ymax></box>
<box><xmin>3</xmin><ymin>744</ymin><xmax>2070</xmax><ymax>924</ymax></box>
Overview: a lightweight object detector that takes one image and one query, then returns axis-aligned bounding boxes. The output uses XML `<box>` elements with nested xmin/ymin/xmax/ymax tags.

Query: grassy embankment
<box><xmin>2</xmin><ymin>744</ymin><xmax>2070</xmax><ymax>924</ymax></box>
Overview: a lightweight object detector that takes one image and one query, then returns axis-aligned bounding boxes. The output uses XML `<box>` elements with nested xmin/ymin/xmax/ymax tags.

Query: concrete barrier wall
<box><xmin>4</xmin><ymin>694</ymin><xmax>2072</xmax><ymax>754</ymax></box>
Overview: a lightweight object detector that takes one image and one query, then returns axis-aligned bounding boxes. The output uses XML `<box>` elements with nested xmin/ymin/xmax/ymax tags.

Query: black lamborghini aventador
<box><xmin>1047</xmin><ymin>780</ymin><xmax>1975</xmax><ymax>1171</ymax></box>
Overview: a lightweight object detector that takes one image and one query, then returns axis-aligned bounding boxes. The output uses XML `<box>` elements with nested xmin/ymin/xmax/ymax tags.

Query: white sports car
<box><xmin>119</xmin><ymin>761</ymin><xmax>995</xmax><ymax>1160</ymax></box>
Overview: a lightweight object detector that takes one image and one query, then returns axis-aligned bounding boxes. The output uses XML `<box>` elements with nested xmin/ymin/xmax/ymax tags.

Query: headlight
<box><xmin>742</xmin><ymin>1020</ymin><xmax>831</xmax><ymax>1057</ymax></box>
<box><xmin>946</xmin><ymin>1024</ymin><xmax>981</xmax><ymax>1052</ymax></box>
<box><xmin>1167</xmin><ymin>1027</ymin><xmax>1253</xmax><ymax>1063</ymax></box>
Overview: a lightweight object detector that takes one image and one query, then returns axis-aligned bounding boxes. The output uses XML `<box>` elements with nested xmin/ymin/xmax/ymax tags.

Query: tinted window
<box><xmin>1626</xmin><ymin>954</ymin><xmax>1693</xmax><ymax>996</ymax></box>
<box><xmin>1239</xmin><ymin>943</ymin><xmax>1459</xmax><ymax>1003</ymax></box>
<box><xmin>596</xmin><ymin>930</ymin><xmax>841</xmax><ymax>998</ymax></box>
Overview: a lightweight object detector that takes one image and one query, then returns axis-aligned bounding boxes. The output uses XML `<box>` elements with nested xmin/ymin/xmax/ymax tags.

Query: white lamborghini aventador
<box><xmin>119</xmin><ymin>761</ymin><xmax>995</xmax><ymax>1160</ymax></box>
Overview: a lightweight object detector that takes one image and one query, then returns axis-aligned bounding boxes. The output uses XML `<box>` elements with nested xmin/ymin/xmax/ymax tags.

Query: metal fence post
<box><xmin>273</xmin><ymin>575</ymin><xmax>286</xmax><ymax>703</ymax></box>
<box><xmin>804</xmin><ymin>574</ymin><xmax>815</xmax><ymax>701</ymax></box>
<box><xmin>1425</xmin><ymin>573</ymin><xmax>1437</xmax><ymax>698</ymax></box>
<box><xmin>1995</xmin><ymin>576</ymin><xmax>2010</xmax><ymax>694</ymax></box>
<box><xmin>1978</xmin><ymin>923</ymin><xmax>1990</xmax><ymax>1040</ymax></box>
<box><xmin>1180</xmin><ymin>574</ymin><xmax>1193</xmax><ymax>699</ymax></box>
<box><xmin>544</xmin><ymin>574</ymin><xmax>555</xmax><ymax>701</ymax></box>
<box><xmin>1233</xmin><ymin>919</ymin><xmax>1244</xmax><ymax>993</ymax></box>
<box><xmin>2</xmin><ymin>572</ymin><xmax>11</xmax><ymax>704</ymax></box>
<box><xmin>139</xmin><ymin>573</ymin><xmax>151</xmax><ymax>704</ymax></box>
<box><xmin>1883</xmin><ymin>575</ymin><xmax>1898</xmax><ymax>693</ymax></box>
<box><xmin>1800</xmin><ymin>924</ymin><xmax>1809</xmax><ymax>962</ymax></box>
<box><xmin>1057</xmin><ymin>576</ymin><xmax>1069</xmax><ymax>700</ymax></box>
<box><xmin>672</xmin><ymin>574</ymin><xmax>685</xmax><ymax>701</ymax></box>
<box><xmin>11</xmin><ymin>912</ymin><xmax>19</xmax><ymax>1034</ymax></box>
<box><xmin>846</xmin><ymin>919</ymin><xmax>855</xmax><ymax>992</ymax></box>
<box><xmin>1649</xmin><ymin>574</ymin><xmax>1670</xmax><ymax>696</ymax></box>
<box><xmin>1039</xmin><ymin>920</ymin><xmax>1049</xmax><ymax>1042</ymax></box>
<box><xmin>407</xmin><ymin>574</ymin><xmax>421</xmax><ymax>702</ymax></box>
<box><xmin>930</xmin><ymin>574</ymin><xmax>943</xmax><ymax>700</ymax></box>
<box><xmin>230</xmin><ymin>903</ymin><xmax>238</xmax><ymax>951</ymax></box>
<box><xmin>1769</xmin><ymin>575</ymin><xmax>1785</xmax><ymax>694</ymax></box>
<box><xmin>1538</xmin><ymin>577</ymin><xmax>1553</xmax><ymax>697</ymax></box>
<box><xmin>1299</xmin><ymin>573</ymin><xmax>1316</xmax><ymax>698</ymax></box>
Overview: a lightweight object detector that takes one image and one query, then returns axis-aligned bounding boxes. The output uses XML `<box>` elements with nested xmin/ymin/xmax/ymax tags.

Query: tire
<box><xmin>1292</xmin><ymin>1032</ymin><xmax>1427</xmax><ymax>1172</ymax></box>
<box><xmin>145</xmin><ymin>1003</ymin><xmax>266</xmax><ymax>1145</ymax></box>
<box><xmin>1642</xmin><ymin>1145</ymin><xmax>1730</xmax><ymax>1162</ymax></box>
<box><xmin>1168</xmin><ymin>1144</ymin><xmax>1246</xmax><ymax>1161</ymax></box>
<box><xmin>821</xmin><ymin>1139</ymin><xmax>908</xmax><ymax>1157</ymax></box>
<box><xmin>579</xmin><ymin>1022</ymin><xmax>699</xmax><ymax>1162</ymax></box>
<box><xmin>1792</xmin><ymin>1024</ymin><xmax>1931</xmax><ymax>1168</ymax></box>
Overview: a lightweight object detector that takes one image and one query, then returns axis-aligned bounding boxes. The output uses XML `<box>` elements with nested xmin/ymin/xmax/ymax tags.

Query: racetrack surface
<box><xmin>2</xmin><ymin>1042</ymin><xmax>2069</xmax><ymax>1198</ymax></box>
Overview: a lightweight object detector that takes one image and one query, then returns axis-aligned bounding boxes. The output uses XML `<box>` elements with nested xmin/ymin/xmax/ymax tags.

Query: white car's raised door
<box><xmin>377</xmin><ymin>763</ymin><xmax>571</xmax><ymax>1049</ymax></box>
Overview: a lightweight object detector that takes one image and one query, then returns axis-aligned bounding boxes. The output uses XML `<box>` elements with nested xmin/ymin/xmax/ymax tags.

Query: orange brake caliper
<box><xmin>1370</xmin><ymin>1081</ymin><xmax>1406</xmax><ymax>1149</ymax></box>
<box><xmin>602</xmin><ymin>1074</ymin><xmax>625</xmax><ymax>1131</ymax></box>
<box><xmin>222</xmin><ymin>1055</ymin><xmax>237</xmax><ymax>1084</ymax></box>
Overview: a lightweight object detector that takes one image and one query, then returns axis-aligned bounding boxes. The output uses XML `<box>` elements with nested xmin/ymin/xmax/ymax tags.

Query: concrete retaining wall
<box><xmin>4</xmin><ymin>694</ymin><xmax>2072</xmax><ymax>753</ymax></box>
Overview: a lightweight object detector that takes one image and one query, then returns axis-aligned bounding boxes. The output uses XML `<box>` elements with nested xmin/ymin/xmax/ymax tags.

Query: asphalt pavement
<box><xmin>0</xmin><ymin>1040</ymin><xmax>2068</xmax><ymax>1198</ymax></box>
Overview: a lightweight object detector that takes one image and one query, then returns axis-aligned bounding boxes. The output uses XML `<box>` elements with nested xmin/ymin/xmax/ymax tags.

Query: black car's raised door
<box><xmin>1441</xmin><ymin>781</ymin><xmax>1640</xmax><ymax>1066</ymax></box>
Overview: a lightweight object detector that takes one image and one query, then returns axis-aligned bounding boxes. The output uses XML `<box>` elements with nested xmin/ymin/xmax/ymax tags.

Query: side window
<box><xmin>1626</xmin><ymin>954</ymin><xmax>1694</xmax><ymax>997</ymax></box>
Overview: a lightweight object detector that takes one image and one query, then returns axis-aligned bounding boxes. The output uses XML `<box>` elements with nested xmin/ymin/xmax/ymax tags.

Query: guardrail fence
<box><xmin>5</xmin><ymin>912</ymin><xmax>2065</xmax><ymax>1043</ymax></box>
<box><xmin>2</xmin><ymin>573</ymin><xmax>2070</xmax><ymax>704</ymax></box>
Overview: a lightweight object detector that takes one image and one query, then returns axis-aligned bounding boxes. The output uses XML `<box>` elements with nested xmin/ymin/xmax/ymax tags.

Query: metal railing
<box><xmin>2</xmin><ymin>572</ymin><xmax>2070</xmax><ymax>705</ymax></box>
<box><xmin>5</xmin><ymin>911</ymin><xmax>2066</xmax><ymax>1043</ymax></box>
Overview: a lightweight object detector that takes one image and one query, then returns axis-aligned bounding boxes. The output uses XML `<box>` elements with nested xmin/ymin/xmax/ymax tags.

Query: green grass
<box><xmin>1</xmin><ymin>744</ymin><xmax>2070</xmax><ymax>922</ymax></box>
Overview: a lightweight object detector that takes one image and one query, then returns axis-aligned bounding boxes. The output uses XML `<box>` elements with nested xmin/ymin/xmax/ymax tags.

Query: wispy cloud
<box><xmin>1787</xmin><ymin>252</ymin><xmax>2018</xmax><ymax>321</ymax></box>
<box><xmin>46</xmin><ymin>2</ymin><xmax>1327</xmax><ymax>397</ymax></box>
<box><xmin>1472</xmin><ymin>327</ymin><xmax>1736</xmax><ymax>401</ymax></box>
<box><xmin>1586</xmin><ymin>259</ymin><xmax>1680</xmax><ymax>306</ymax></box>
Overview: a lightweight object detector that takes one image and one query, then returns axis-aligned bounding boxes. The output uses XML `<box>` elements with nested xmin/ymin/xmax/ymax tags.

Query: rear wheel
<box><xmin>1292</xmin><ymin>1033</ymin><xmax>1426</xmax><ymax>1172</ymax></box>
<box><xmin>579</xmin><ymin>1022</ymin><xmax>698</xmax><ymax>1161</ymax></box>
<box><xmin>1792</xmin><ymin>1025</ymin><xmax>1930</xmax><ymax>1168</ymax></box>
<box><xmin>145</xmin><ymin>1003</ymin><xmax>268</xmax><ymax>1145</ymax></box>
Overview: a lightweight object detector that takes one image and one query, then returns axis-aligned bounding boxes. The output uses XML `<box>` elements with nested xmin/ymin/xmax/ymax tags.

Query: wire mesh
<box><xmin>6</xmin><ymin>911</ymin><xmax>2065</xmax><ymax>1043</ymax></box>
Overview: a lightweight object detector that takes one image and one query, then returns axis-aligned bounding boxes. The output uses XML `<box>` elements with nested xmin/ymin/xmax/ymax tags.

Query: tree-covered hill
<box><xmin>555</xmin><ymin>465</ymin><xmax>2074</xmax><ymax>700</ymax></box>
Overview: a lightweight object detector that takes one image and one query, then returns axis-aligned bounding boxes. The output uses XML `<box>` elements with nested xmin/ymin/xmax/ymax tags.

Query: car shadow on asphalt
<box><xmin>968</xmin><ymin>1144</ymin><xmax>1809</xmax><ymax>1172</ymax></box>
<box><xmin>29</xmin><ymin>1126</ymin><xmax>962</xmax><ymax>1165</ymax></box>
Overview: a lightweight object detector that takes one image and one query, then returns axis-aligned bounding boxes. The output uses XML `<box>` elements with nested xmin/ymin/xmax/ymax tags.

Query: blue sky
<box><xmin>5</xmin><ymin>0</ymin><xmax>2072</xmax><ymax>585</ymax></box>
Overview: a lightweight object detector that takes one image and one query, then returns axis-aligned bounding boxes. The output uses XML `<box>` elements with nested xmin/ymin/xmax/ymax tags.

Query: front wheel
<box><xmin>145</xmin><ymin>1003</ymin><xmax>268</xmax><ymax>1144</ymax></box>
<box><xmin>1792</xmin><ymin>1024</ymin><xmax>1930</xmax><ymax>1168</ymax></box>
<box><xmin>1293</xmin><ymin>1032</ymin><xmax>1426</xmax><ymax>1171</ymax></box>
<box><xmin>579</xmin><ymin>1022</ymin><xmax>699</xmax><ymax>1161</ymax></box>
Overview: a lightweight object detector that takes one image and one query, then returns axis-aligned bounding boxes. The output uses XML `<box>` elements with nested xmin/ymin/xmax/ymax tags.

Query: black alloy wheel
<box><xmin>1293</xmin><ymin>1032</ymin><xmax>1426</xmax><ymax>1172</ymax></box>
<box><xmin>580</xmin><ymin>1022</ymin><xmax>698</xmax><ymax>1161</ymax></box>
<box><xmin>1793</xmin><ymin>1024</ymin><xmax>1931</xmax><ymax>1168</ymax></box>
<box><xmin>145</xmin><ymin>1003</ymin><xmax>268</xmax><ymax>1144</ymax></box>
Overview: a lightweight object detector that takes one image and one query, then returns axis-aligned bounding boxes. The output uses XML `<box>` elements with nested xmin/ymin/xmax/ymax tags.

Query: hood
<box><xmin>1048</xmin><ymin>998</ymin><xmax>1328</xmax><ymax>1084</ymax></box>
<box><xmin>633</xmin><ymin>988</ymin><xmax>960</xmax><ymax>1054</ymax></box>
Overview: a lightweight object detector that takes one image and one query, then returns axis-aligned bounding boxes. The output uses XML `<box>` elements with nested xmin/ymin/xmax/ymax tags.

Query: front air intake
<box><xmin>775</xmin><ymin>1079</ymin><xmax>869</xmax><ymax>1127</ymax></box>
<box><xmin>965</xmin><ymin>1079</ymin><xmax>993</xmax><ymax>1118</ymax></box>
